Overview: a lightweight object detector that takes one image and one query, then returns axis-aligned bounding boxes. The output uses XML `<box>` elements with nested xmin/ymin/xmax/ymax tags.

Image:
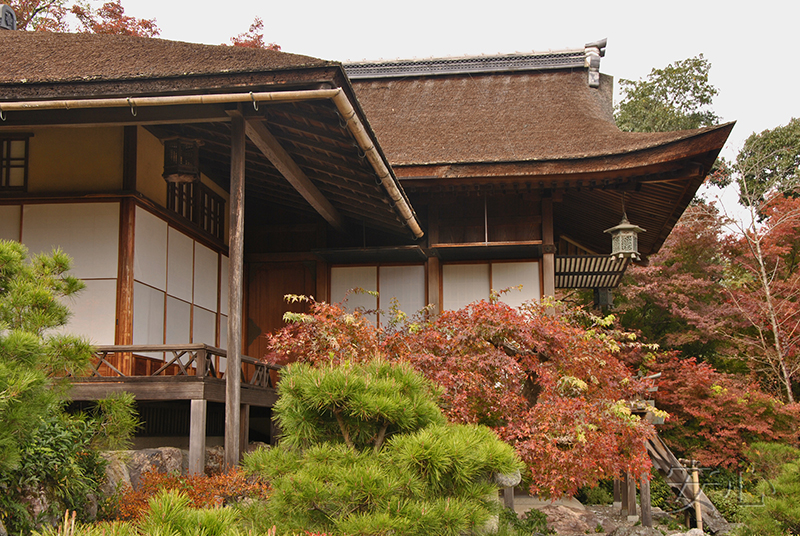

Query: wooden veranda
<box><xmin>66</xmin><ymin>344</ymin><xmax>281</xmax><ymax>475</ymax></box>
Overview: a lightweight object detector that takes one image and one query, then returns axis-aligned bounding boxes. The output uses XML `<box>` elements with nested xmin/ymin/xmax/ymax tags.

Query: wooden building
<box><xmin>0</xmin><ymin>32</ymin><xmax>732</xmax><ymax>470</ymax></box>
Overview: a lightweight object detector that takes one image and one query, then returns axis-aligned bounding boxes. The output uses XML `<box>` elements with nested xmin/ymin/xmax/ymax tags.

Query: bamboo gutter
<box><xmin>0</xmin><ymin>89</ymin><xmax>424</xmax><ymax>238</ymax></box>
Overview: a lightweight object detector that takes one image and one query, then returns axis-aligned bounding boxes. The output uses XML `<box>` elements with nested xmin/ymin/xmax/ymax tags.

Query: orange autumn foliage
<box><xmin>109</xmin><ymin>468</ymin><xmax>270</xmax><ymax>521</ymax></box>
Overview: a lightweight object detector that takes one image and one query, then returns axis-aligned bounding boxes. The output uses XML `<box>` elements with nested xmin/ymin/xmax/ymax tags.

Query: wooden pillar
<box><xmin>541</xmin><ymin>196</ymin><xmax>555</xmax><ymax>301</ymax></box>
<box><xmin>426</xmin><ymin>201</ymin><xmax>441</xmax><ymax>314</ymax></box>
<box><xmin>427</xmin><ymin>257</ymin><xmax>441</xmax><ymax>314</ymax></box>
<box><xmin>188</xmin><ymin>399</ymin><xmax>207</xmax><ymax>475</ymax></box>
<box><xmin>225</xmin><ymin>111</ymin><xmax>246</xmax><ymax>468</ymax></box>
<box><xmin>620</xmin><ymin>472</ymin><xmax>629</xmax><ymax>515</ymax></box>
<box><xmin>626</xmin><ymin>472</ymin><xmax>638</xmax><ymax>522</ymax></box>
<box><xmin>640</xmin><ymin>473</ymin><xmax>653</xmax><ymax>527</ymax></box>
<box><xmin>613</xmin><ymin>478</ymin><xmax>622</xmax><ymax>510</ymax></box>
<box><xmin>115</xmin><ymin>197</ymin><xmax>135</xmax><ymax>374</ymax></box>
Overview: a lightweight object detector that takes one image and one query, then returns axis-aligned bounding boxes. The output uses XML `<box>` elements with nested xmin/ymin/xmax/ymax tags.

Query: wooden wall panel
<box><xmin>246</xmin><ymin>262</ymin><xmax>315</xmax><ymax>360</ymax></box>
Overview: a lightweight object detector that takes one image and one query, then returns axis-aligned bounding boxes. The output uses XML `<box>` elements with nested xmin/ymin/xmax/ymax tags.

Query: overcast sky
<box><xmin>119</xmin><ymin>0</ymin><xmax>798</xmax><ymax>162</ymax></box>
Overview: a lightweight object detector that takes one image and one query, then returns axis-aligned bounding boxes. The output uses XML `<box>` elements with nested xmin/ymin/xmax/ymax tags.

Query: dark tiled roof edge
<box><xmin>344</xmin><ymin>50</ymin><xmax>585</xmax><ymax>79</ymax></box>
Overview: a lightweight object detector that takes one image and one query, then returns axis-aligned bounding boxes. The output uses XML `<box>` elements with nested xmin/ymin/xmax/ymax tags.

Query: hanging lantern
<box><xmin>604</xmin><ymin>193</ymin><xmax>645</xmax><ymax>260</ymax></box>
<box><xmin>605</xmin><ymin>214</ymin><xmax>645</xmax><ymax>260</ymax></box>
<box><xmin>163</xmin><ymin>138</ymin><xmax>200</xmax><ymax>183</ymax></box>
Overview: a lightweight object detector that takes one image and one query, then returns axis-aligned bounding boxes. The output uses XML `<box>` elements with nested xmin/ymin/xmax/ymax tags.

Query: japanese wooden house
<box><xmin>0</xmin><ymin>32</ymin><xmax>732</xmax><ymax>471</ymax></box>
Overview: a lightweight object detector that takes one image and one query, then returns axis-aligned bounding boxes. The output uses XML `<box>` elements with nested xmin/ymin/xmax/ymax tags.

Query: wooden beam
<box><xmin>242</xmin><ymin>116</ymin><xmax>347</xmax><ymax>234</ymax></box>
<box><xmin>225</xmin><ymin>111</ymin><xmax>246</xmax><ymax>469</ymax></box>
<box><xmin>0</xmin><ymin>104</ymin><xmax>233</xmax><ymax>128</ymax></box>
<box><xmin>67</xmin><ymin>378</ymin><xmax>279</xmax><ymax>406</ymax></box>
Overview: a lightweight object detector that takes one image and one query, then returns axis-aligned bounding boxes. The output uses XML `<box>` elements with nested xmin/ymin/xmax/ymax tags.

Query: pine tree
<box><xmin>0</xmin><ymin>239</ymin><xmax>92</xmax><ymax>471</ymax></box>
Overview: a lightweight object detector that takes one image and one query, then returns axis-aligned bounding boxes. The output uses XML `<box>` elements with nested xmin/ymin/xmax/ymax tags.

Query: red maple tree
<box><xmin>229</xmin><ymin>16</ymin><xmax>280</xmax><ymax>51</ymax></box>
<box><xmin>266</xmin><ymin>296</ymin><xmax>655</xmax><ymax>497</ymax></box>
<box><xmin>71</xmin><ymin>1</ymin><xmax>158</xmax><ymax>37</ymax></box>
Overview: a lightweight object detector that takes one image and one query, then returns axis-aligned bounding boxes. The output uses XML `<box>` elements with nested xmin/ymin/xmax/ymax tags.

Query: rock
<box><xmin>126</xmin><ymin>447</ymin><xmax>182</xmax><ymax>489</ymax></box>
<box><xmin>608</xmin><ymin>527</ymin><xmax>666</xmax><ymax>536</ymax></box>
<box><xmin>684</xmin><ymin>529</ymin><xmax>706</xmax><ymax>536</ymax></box>
<box><xmin>205</xmin><ymin>445</ymin><xmax>225</xmax><ymax>475</ymax></box>
<box><xmin>539</xmin><ymin>504</ymin><xmax>616</xmax><ymax>535</ymax></box>
<box><xmin>101</xmin><ymin>451</ymin><xmax>132</xmax><ymax>496</ymax></box>
<box><xmin>493</xmin><ymin>469</ymin><xmax>522</xmax><ymax>488</ymax></box>
<box><xmin>0</xmin><ymin>517</ymin><xmax>8</xmax><ymax>536</ymax></box>
<box><xmin>651</xmin><ymin>506</ymin><xmax>674</xmax><ymax>522</ymax></box>
<box><xmin>19</xmin><ymin>485</ymin><xmax>59</xmax><ymax>530</ymax></box>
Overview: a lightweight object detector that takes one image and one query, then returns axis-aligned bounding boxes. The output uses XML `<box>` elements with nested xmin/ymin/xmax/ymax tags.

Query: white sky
<box><xmin>118</xmin><ymin>0</ymin><xmax>798</xmax><ymax>162</ymax></box>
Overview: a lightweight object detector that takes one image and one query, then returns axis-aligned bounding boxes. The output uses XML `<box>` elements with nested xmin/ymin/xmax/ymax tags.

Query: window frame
<box><xmin>0</xmin><ymin>135</ymin><xmax>30</xmax><ymax>191</ymax></box>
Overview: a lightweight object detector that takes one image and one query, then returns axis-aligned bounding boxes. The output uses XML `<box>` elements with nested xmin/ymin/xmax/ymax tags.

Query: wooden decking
<box><xmin>64</xmin><ymin>344</ymin><xmax>281</xmax><ymax>474</ymax></box>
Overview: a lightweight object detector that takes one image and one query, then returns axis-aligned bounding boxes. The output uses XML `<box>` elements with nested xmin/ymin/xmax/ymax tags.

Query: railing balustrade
<box><xmin>72</xmin><ymin>344</ymin><xmax>280</xmax><ymax>389</ymax></box>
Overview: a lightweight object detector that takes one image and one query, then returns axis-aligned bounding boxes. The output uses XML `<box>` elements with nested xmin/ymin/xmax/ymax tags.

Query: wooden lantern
<box><xmin>163</xmin><ymin>138</ymin><xmax>200</xmax><ymax>183</ymax></box>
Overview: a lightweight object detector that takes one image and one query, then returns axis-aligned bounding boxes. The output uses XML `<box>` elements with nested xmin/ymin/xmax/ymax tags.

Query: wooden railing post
<box><xmin>196</xmin><ymin>347</ymin><xmax>207</xmax><ymax>377</ymax></box>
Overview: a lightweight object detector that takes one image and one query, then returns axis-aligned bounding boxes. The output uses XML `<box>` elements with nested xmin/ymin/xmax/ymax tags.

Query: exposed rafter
<box><xmin>227</xmin><ymin>112</ymin><xmax>347</xmax><ymax>234</ymax></box>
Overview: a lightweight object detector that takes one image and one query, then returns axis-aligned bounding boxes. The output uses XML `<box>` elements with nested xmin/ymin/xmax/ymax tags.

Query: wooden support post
<box><xmin>692</xmin><ymin>461</ymin><xmax>703</xmax><ymax>532</ymax></box>
<box><xmin>503</xmin><ymin>487</ymin><xmax>515</xmax><ymax>511</ymax></box>
<box><xmin>225</xmin><ymin>111</ymin><xmax>245</xmax><ymax>469</ymax></box>
<box><xmin>626</xmin><ymin>472</ymin><xmax>638</xmax><ymax>522</ymax></box>
<box><xmin>541</xmin><ymin>196</ymin><xmax>555</xmax><ymax>305</ymax></box>
<box><xmin>640</xmin><ymin>473</ymin><xmax>652</xmax><ymax>527</ymax></box>
<box><xmin>426</xmin><ymin>202</ymin><xmax>441</xmax><ymax>314</ymax></box>
<box><xmin>613</xmin><ymin>478</ymin><xmax>622</xmax><ymax>511</ymax></box>
<box><xmin>115</xmin><ymin>198</ymin><xmax>135</xmax><ymax>374</ymax></box>
<box><xmin>620</xmin><ymin>472</ymin><xmax>629</xmax><ymax>515</ymax></box>
<box><xmin>188</xmin><ymin>399</ymin><xmax>207</xmax><ymax>475</ymax></box>
<box><xmin>427</xmin><ymin>257</ymin><xmax>441</xmax><ymax>314</ymax></box>
<box><xmin>240</xmin><ymin>404</ymin><xmax>250</xmax><ymax>456</ymax></box>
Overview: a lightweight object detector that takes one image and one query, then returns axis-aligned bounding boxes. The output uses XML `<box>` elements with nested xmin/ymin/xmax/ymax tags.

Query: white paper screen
<box><xmin>133</xmin><ymin>207</ymin><xmax>167</xmax><ymax>290</ymax></box>
<box><xmin>194</xmin><ymin>243</ymin><xmax>219</xmax><ymax>312</ymax></box>
<box><xmin>22</xmin><ymin>202</ymin><xmax>119</xmax><ymax>279</ymax></box>
<box><xmin>193</xmin><ymin>306</ymin><xmax>216</xmax><ymax>345</ymax></box>
<box><xmin>379</xmin><ymin>265</ymin><xmax>426</xmax><ymax>318</ymax></box>
<box><xmin>61</xmin><ymin>279</ymin><xmax>118</xmax><ymax>345</ymax></box>
<box><xmin>331</xmin><ymin>266</ymin><xmax>378</xmax><ymax>311</ymax></box>
<box><xmin>442</xmin><ymin>263</ymin><xmax>491</xmax><ymax>311</ymax></box>
<box><xmin>491</xmin><ymin>261</ymin><xmax>540</xmax><ymax>308</ymax></box>
<box><xmin>167</xmin><ymin>227</ymin><xmax>193</xmax><ymax>302</ymax></box>
<box><xmin>133</xmin><ymin>282</ymin><xmax>165</xmax><ymax>346</ymax></box>
<box><xmin>0</xmin><ymin>205</ymin><xmax>21</xmax><ymax>242</ymax></box>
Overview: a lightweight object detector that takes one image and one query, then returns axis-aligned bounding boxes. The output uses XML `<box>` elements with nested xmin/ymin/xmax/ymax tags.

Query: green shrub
<box><xmin>498</xmin><ymin>507</ymin><xmax>553</xmax><ymax>535</ymax></box>
<box><xmin>704</xmin><ymin>489</ymin><xmax>742</xmax><ymax>524</ymax></box>
<box><xmin>575</xmin><ymin>482</ymin><xmax>613</xmax><ymax>505</ymax></box>
<box><xmin>0</xmin><ymin>413</ymin><xmax>105</xmax><ymax>534</ymax></box>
